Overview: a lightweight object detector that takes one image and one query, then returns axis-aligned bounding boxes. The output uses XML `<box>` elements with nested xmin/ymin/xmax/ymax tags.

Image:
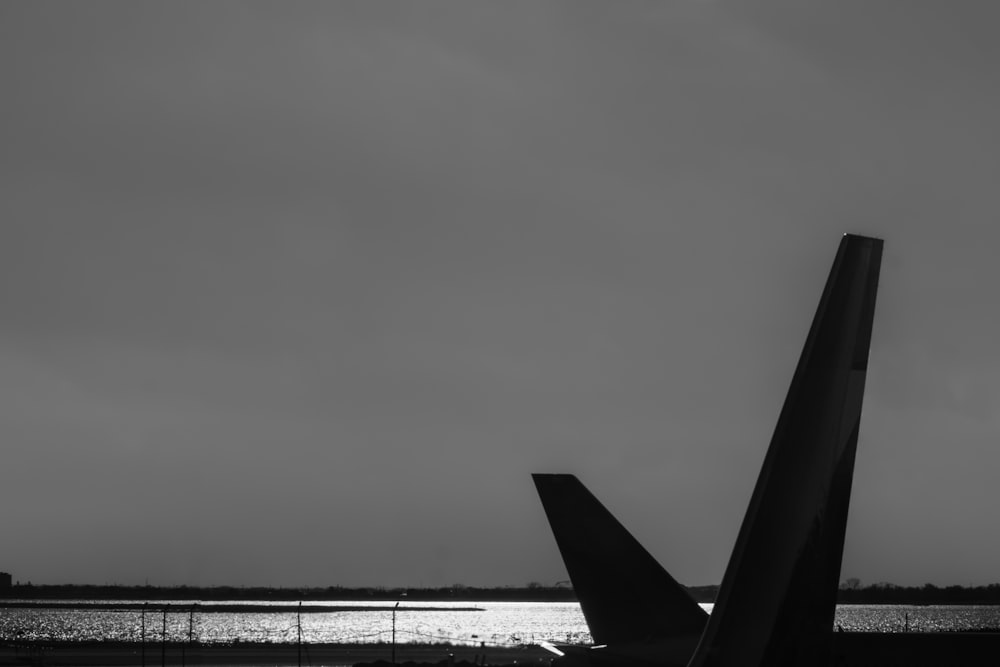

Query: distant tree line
<box><xmin>686</xmin><ymin>582</ymin><xmax>1000</xmax><ymax>605</ymax></box>
<box><xmin>836</xmin><ymin>581</ymin><xmax>1000</xmax><ymax>605</ymax></box>
<box><xmin>6</xmin><ymin>581</ymin><xmax>1000</xmax><ymax>605</ymax></box>
<box><xmin>684</xmin><ymin>585</ymin><xmax>719</xmax><ymax>603</ymax></box>
<box><xmin>0</xmin><ymin>582</ymin><xmax>578</xmax><ymax>602</ymax></box>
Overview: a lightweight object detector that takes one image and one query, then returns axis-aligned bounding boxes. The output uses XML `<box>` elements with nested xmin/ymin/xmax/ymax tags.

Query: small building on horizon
<box><xmin>0</xmin><ymin>572</ymin><xmax>11</xmax><ymax>588</ymax></box>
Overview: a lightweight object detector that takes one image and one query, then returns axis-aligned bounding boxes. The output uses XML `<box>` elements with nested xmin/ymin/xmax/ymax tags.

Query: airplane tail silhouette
<box><xmin>532</xmin><ymin>473</ymin><xmax>708</xmax><ymax>646</ymax></box>
<box><xmin>688</xmin><ymin>234</ymin><xmax>883</xmax><ymax>667</ymax></box>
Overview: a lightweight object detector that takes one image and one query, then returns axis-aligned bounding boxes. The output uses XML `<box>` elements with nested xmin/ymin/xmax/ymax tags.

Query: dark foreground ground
<box><xmin>0</xmin><ymin>642</ymin><xmax>552</xmax><ymax>667</ymax></box>
<box><xmin>9</xmin><ymin>635</ymin><xmax>1000</xmax><ymax>667</ymax></box>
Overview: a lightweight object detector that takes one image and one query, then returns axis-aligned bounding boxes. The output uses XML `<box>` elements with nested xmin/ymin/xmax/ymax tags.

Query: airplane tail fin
<box><xmin>688</xmin><ymin>234</ymin><xmax>883</xmax><ymax>667</ymax></box>
<box><xmin>533</xmin><ymin>473</ymin><xmax>708</xmax><ymax>646</ymax></box>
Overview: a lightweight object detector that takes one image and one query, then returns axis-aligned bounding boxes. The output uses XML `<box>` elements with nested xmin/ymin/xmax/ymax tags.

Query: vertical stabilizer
<box><xmin>688</xmin><ymin>234</ymin><xmax>883</xmax><ymax>667</ymax></box>
<box><xmin>533</xmin><ymin>473</ymin><xmax>708</xmax><ymax>645</ymax></box>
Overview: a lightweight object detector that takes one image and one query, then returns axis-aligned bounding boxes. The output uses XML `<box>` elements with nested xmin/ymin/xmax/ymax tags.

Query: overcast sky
<box><xmin>3</xmin><ymin>1</ymin><xmax>1000</xmax><ymax>589</ymax></box>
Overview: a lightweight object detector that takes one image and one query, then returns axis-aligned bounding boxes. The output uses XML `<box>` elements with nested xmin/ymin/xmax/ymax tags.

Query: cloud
<box><xmin>3</xmin><ymin>1</ymin><xmax>1000</xmax><ymax>587</ymax></box>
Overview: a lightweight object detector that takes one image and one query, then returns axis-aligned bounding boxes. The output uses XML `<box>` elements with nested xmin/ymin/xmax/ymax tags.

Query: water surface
<box><xmin>3</xmin><ymin>600</ymin><xmax>998</xmax><ymax>645</ymax></box>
